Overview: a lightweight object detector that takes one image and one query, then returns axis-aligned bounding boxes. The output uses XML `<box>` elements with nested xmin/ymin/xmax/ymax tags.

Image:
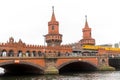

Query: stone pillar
<box><xmin>98</xmin><ymin>55</ymin><xmax>115</xmax><ymax>71</ymax></box>
<box><xmin>44</xmin><ymin>53</ymin><xmax>59</xmax><ymax>74</ymax></box>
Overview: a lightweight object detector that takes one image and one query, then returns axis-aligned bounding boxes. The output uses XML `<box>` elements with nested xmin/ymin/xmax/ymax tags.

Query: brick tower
<box><xmin>80</xmin><ymin>15</ymin><xmax>95</xmax><ymax>45</ymax></box>
<box><xmin>45</xmin><ymin>7</ymin><xmax>62</xmax><ymax>47</ymax></box>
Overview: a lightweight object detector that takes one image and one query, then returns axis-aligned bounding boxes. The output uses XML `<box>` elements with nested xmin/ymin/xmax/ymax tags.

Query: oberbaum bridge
<box><xmin>0</xmin><ymin>7</ymin><xmax>120</xmax><ymax>74</ymax></box>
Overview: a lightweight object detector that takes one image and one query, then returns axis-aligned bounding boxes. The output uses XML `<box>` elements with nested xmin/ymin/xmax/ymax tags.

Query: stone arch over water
<box><xmin>0</xmin><ymin>61</ymin><xmax>44</xmax><ymax>74</ymax></box>
<box><xmin>58</xmin><ymin>60</ymin><xmax>98</xmax><ymax>73</ymax></box>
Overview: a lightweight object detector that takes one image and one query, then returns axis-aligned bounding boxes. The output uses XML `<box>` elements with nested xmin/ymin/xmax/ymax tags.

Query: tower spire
<box><xmin>85</xmin><ymin>15</ymin><xmax>87</xmax><ymax>22</ymax></box>
<box><xmin>51</xmin><ymin>6</ymin><xmax>56</xmax><ymax>21</ymax></box>
<box><xmin>80</xmin><ymin>15</ymin><xmax>95</xmax><ymax>45</ymax></box>
<box><xmin>52</xmin><ymin>6</ymin><xmax>54</xmax><ymax>13</ymax></box>
<box><xmin>85</xmin><ymin>15</ymin><xmax>89</xmax><ymax>28</ymax></box>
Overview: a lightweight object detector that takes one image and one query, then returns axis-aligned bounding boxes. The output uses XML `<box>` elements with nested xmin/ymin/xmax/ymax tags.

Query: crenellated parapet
<box><xmin>26</xmin><ymin>44</ymin><xmax>44</xmax><ymax>49</ymax></box>
<box><xmin>0</xmin><ymin>37</ymin><xmax>45</xmax><ymax>54</ymax></box>
<box><xmin>0</xmin><ymin>38</ymin><xmax>65</xmax><ymax>57</ymax></box>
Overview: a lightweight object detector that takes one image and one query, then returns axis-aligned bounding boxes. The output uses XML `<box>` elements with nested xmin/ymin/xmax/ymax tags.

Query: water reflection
<box><xmin>0</xmin><ymin>71</ymin><xmax>120</xmax><ymax>80</ymax></box>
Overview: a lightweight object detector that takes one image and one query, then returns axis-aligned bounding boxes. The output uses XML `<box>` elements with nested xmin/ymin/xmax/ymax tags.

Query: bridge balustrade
<box><xmin>109</xmin><ymin>53</ymin><xmax>120</xmax><ymax>59</ymax></box>
<box><xmin>56</xmin><ymin>52</ymin><xmax>97</xmax><ymax>58</ymax></box>
<box><xmin>0</xmin><ymin>51</ymin><xmax>44</xmax><ymax>58</ymax></box>
<box><xmin>45</xmin><ymin>53</ymin><xmax>57</xmax><ymax>58</ymax></box>
<box><xmin>0</xmin><ymin>51</ymin><xmax>98</xmax><ymax>58</ymax></box>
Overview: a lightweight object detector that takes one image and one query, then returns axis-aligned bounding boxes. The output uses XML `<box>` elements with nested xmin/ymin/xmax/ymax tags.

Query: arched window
<box><xmin>8</xmin><ymin>50</ymin><xmax>14</xmax><ymax>57</ymax></box>
<box><xmin>17</xmin><ymin>50</ymin><xmax>22</xmax><ymax>57</ymax></box>
<box><xmin>26</xmin><ymin>51</ymin><xmax>30</xmax><ymax>57</ymax></box>
<box><xmin>49</xmin><ymin>51</ymin><xmax>51</xmax><ymax>53</ymax></box>
<box><xmin>2</xmin><ymin>49</ymin><xmax>7</xmax><ymax>57</ymax></box>
<box><xmin>31</xmin><ymin>51</ymin><xmax>36</xmax><ymax>57</ymax></box>
<box><xmin>58</xmin><ymin>52</ymin><xmax>61</xmax><ymax>56</ymax></box>
<box><xmin>52</xmin><ymin>25</ymin><xmax>54</xmax><ymax>30</ymax></box>
<box><xmin>38</xmin><ymin>51</ymin><xmax>42</xmax><ymax>56</ymax></box>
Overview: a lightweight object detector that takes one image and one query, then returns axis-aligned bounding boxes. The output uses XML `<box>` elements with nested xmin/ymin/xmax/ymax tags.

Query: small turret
<box><xmin>80</xmin><ymin>15</ymin><xmax>95</xmax><ymax>45</ymax></box>
<box><xmin>45</xmin><ymin>6</ymin><xmax>62</xmax><ymax>47</ymax></box>
<box><xmin>9</xmin><ymin>37</ymin><xmax>14</xmax><ymax>43</ymax></box>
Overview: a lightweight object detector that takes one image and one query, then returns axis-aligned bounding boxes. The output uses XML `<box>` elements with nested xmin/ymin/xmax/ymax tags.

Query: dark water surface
<box><xmin>0</xmin><ymin>71</ymin><xmax>120</xmax><ymax>80</ymax></box>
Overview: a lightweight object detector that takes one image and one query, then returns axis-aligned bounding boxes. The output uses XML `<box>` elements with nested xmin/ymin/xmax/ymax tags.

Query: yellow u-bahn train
<box><xmin>82</xmin><ymin>45</ymin><xmax>120</xmax><ymax>52</ymax></box>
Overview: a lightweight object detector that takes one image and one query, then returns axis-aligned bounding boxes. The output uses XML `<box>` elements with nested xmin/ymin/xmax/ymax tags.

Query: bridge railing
<box><xmin>44</xmin><ymin>52</ymin><xmax>97</xmax><ymax>58</ymax></box>
<box><xmin>108</xmin><ymin>54</ymin><xmax>120</xmax><ymax>59</ymax></box>
<box><xmin>0</xmin><ymin>52</ymin><xmax>98</xmax><ymax>58</ymax></box>
<box><xmin>0</xmin><ymin>52</ymin><xmax>45</xmax><ymax>58</ymax></box>
<box><xmin>56</xmin><ymin>52</ymin><xmax>97</xmax><ymax>57</ymax></box>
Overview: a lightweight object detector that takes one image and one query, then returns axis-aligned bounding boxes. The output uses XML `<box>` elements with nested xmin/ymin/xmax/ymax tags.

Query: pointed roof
<box><xmin>51</xmin><ymin>6</ymin><xmax>56</xmax><ymax>22</ymax></box>
<box><xmin>48</xmin><ymin>6</ymin><xmax>59</xmax><ymax>26</ymax></box>
<box><xmin>84</xmin><ymin>15</ymin><xmax>89</xmax><ymax>28</ymax></box>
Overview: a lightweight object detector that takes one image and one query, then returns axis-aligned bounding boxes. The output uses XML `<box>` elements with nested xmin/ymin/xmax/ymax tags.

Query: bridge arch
<box><xmin>0</xmin><ymin>61</ymin><xmax>45</xmax><ymax>74</ymax></box>
<box><xmin>57</xmin><ymin>60</ymin><xmax>98</xmax><ymax>73</ymax></box>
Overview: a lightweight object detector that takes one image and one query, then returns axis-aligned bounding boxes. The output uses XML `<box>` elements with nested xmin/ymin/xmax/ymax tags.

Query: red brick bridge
<box><xmin>0</xmin><ymin>7</ymin><xmax>115</xmax><ymax>74</ymax></box>
<box><xmin>0</xmin><ymin>52</ymin><xmax>111</xmax><ymax>74</ymax></box>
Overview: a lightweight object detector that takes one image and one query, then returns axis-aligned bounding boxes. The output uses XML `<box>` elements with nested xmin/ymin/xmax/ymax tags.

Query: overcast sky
<box><xmin>0</xmin><ymin>0</ymin><xmax>120</xmax><ymax>46</ymax></box>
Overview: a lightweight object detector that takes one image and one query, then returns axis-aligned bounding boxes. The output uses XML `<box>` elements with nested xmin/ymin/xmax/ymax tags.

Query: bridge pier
<box><xmin>44</xmin><ymin>66</ymin><xmax>59</xmax><ymax>74</ymax></box>
<box><xmin>44</xmin><ymin>54</ymin><xmax>59</xmax><ymax>74</ymax></box>
<box><xmin>97</xmin><ymin>56</ymin><xmax>115</xmax><ymax>71</ymax></box>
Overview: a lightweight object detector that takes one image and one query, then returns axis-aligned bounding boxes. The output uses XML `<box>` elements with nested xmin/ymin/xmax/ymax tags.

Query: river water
<box><xmin>0</xmin><ymin>71</ymin><xmax>120</xmax><ymax>80</ymax></box>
